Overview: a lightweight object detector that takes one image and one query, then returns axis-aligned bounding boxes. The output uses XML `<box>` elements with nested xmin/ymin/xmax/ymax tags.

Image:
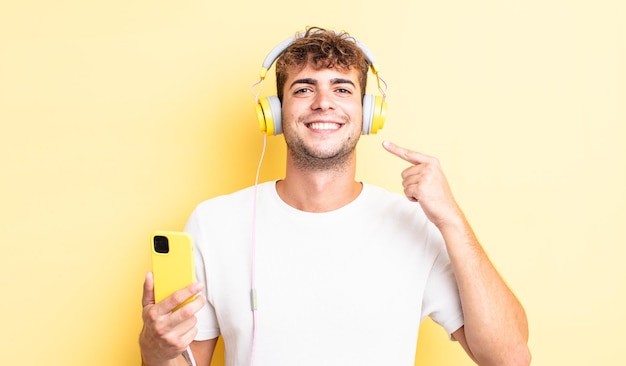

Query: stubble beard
<box><xmin>284</xmin><ymin>130</ymin><xmax>360</xmax><ymax>173</ymax></box>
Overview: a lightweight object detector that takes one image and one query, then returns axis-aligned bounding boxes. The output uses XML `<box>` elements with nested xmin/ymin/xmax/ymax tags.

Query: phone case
<box><xmin>151</xmin><ymin>231</ymin><xmax>196</xmax><ymax>309</ymax></box>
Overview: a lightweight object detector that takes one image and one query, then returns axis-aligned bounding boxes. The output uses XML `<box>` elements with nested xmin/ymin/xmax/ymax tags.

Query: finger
<box><xmin>382</xmin><ymin>140</ymin><xmax>432</xmax><ymax>165</ymax></box>
<box><xmin>402</xmin><ymin>178</ymin><xmax>422</xmax><ymax>203</ymax></box>
<box><xmin>171</xmin><ymin>294</ymin><xmax>206</xmax><ymax>324</ymax></box>
<box><xmin>168</xmin><ymin>323</ymin><xmax>200</xmax><ymax>354</ymax></box>
<box><xmin>155</xmin><ymin>319</ymin><xmax>198</xmax><ymax>356</ymax></box>
<box><xmin>400</xmin><ymin>163</ymin><xmax>425</xmax><ymax>181</ymax></box>
<box><xmin>173</xmin><ymin>300</ymin><xmax>204</xmax><ymax>335</ymax></box>
<box><xmin>161</xmin><ymin>296</ymin><xmax>205</xmax><ymax>347</ymax></box>
<box><xmin>173</xmin><ymin>325</ymin><xmax>199</xmax><ymax>353</ymax></box>
<box><xmin>142</xmin><ymin>272</ymin><xmax>155</xmax><ymax>308</ymax></box>
<box><xmin>157</xmin><ymin>282</ymin><xmax>205</xmax><ymax>315</ymax></box>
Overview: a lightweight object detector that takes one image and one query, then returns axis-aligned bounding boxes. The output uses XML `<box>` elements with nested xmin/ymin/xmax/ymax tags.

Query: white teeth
<box><xmin>308</xmin><ymin>122</ymin><xmax>340</xmax><ymax>130</ymax></box>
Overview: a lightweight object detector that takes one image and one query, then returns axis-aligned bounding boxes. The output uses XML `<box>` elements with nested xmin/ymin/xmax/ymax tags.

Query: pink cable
<box><xmin>249</xmin><ymin>134</ymin><xmax>267</xmax><ymax>366</ymax></box>
<box><xmin>186</xmin><ymin>345</ymin><xmax>197</xmax><ymax>366</ymax></box>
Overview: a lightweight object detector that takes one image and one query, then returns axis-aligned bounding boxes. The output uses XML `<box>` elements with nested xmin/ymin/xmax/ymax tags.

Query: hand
<box><xmin>382</xmin><ymin>140</ymin><xmax>463</xmax><ymax>229</ymax></box>
<box><xmin>139</xmin><ymin>272</ymin><xmax>205</xmax><ymax>365</ymax></box>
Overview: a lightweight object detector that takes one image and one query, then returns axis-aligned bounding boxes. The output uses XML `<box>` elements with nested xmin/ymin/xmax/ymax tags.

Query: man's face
<box><xmin>280</xmin><ymin>63</ymin><xmax>363</xmax><ymax>170</ymax></box>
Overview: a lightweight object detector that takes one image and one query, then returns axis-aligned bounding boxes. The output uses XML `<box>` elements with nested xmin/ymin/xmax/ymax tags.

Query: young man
<box><xmin>140</xmin><ymin>27</ymin><xmax>530</xmax><ymax>366</ymax></box>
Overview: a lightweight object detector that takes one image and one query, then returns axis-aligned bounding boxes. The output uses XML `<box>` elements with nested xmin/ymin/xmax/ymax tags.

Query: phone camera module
<box><xmin>154</xmin><ymin>235</ymin><xmax>169</xmax><ymax>254</ymax></box>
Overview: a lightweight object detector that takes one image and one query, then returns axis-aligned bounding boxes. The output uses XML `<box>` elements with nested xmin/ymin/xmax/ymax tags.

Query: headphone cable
<box><xmin>249</xmin><ymin>133</ymin><xmax>267</xmax><ymax>366</ymax></box>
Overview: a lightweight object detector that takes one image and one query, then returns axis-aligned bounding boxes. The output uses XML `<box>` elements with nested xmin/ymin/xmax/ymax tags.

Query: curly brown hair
<box><xmin>275</xmin><ymin>27</ymin><xmax>369</xmax><ymax>102</ymax></box>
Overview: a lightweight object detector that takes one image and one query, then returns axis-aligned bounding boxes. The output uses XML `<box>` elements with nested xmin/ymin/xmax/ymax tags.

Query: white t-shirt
<box><xmin>185</xmin><ymin>181</ymin><xmax>463</xmax><ymax>366</ymax></box>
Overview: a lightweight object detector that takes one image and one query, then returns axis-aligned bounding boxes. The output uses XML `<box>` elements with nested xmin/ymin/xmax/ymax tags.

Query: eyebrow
<box><xmin>289</xmin><ymin>77</ymin><xmax>356</xmax><ymax>89</ymax></box>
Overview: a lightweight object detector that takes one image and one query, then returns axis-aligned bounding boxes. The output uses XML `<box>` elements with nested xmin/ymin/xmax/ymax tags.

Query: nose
<box><xmin>311</xmin><ymin>89</ymin><xmax>335</xmax><ymax>111</ymax></box>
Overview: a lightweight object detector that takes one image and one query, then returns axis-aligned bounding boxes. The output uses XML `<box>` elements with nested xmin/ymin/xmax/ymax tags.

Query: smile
<box><xmin>306</xmin><ymin>122</ymin><xmax>342</xmax><ymax>130</ymax></box>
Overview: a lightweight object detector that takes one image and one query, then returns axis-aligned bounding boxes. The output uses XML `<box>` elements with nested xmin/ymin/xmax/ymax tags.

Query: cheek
<box><xmin>346</xmin><ymin>102</ymin><xmax>363</xmax><ymax>123</ymax></box>
<box><xmin>281</xmin><ymin>99</ymin><xmax>301</xmax><ymax>119</ymax></box>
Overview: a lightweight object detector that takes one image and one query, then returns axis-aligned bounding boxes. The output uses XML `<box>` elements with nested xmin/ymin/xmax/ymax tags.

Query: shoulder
<box><xmin>362</xmin><ymin>183</ymin><xmax>445</xmax><ymax>248</ymax></box>
<box><xmin>193</xmin><ymin>181</ymin><xmax>274</xmax><ymax>215</ymax></box>
<box><xmin>361</xmin><ymin>183</ymin><xmax>403</xmax><ymax>202</ymax></box>
<box><xmin>361</xmin><ymin>183</ymin><xmax>424</xmax><ymax>216</ymax></box>
<box><xmin>185</xmin><ymin>182</ymin><xmax>276</xmax><ymax>242</ymax></box>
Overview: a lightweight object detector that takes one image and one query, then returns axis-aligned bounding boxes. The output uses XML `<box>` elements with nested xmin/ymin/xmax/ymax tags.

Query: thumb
<box><xmin>382</xmin><ymin>140</ymin><xmax>430</xmax><ymax>165</ymax></box>
<box><xmin>142</xmin><ymin>271</ymin><xmax>156</xmax><ymax>307</ymax></box>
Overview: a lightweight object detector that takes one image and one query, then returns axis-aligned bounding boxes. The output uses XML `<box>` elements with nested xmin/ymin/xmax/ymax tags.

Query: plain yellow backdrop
<box><xmin>1</xmin><ymin>0</ymin><xmax>624</xmax><ymax>365</ymax></box>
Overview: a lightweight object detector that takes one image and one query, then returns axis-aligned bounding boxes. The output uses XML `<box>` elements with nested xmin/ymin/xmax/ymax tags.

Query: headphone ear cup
<box><xmin>362</xmin><ymin>94</ymin><xmax>375</xmax><ymax>134</ymax></box>
<box><xmin>256</xmin><ymin>96</ymin><xmax>283</xmax><ymax>135</ymax></box>
<box><xmin>362</xmin><ymin>94</ymin><xmax>387</xmax><ymax>134</ymax></box>
<box><xmin>370</xmin><ymin>95</ymin><xmax>387</xmax><ymax>134</ymax></box>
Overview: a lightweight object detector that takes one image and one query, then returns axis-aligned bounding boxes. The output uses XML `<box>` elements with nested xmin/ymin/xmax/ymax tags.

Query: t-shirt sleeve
<box><xmin>185</xmin><ymin>207</ymin><xmax>221</xmax><ymax>341</ymax></box>
<box><xmin>420</xmin><ymin>225</ymin><xmax>464</xmax><ymax>338</ymax></box>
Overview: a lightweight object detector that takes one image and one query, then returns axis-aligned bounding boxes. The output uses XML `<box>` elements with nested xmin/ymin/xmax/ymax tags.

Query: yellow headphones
<box><xmin>255</xmin><ymin>32</ymin><xmax>388</xmax><ymax>136</ymax></box>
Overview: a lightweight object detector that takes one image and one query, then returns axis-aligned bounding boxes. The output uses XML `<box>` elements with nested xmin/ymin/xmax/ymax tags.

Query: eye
<box><xmin>294</xmin><ymin>87</ymin><xmax>313</xmax><ymax>95</ymax></box>
<box><xmin>334</xmin><ymin>86</ymin><xmax>355</xmax><ymax>95</ymax></box>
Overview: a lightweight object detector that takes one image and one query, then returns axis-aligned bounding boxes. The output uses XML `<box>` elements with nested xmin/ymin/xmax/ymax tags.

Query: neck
<box><xmin>276</xmin><ymin>154</ymin><xmax>362</xmax><ymax>213</ymax></box>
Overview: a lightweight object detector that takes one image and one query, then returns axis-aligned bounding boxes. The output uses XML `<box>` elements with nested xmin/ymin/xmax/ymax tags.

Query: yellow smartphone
<box><xmin>151</xmin><ymin>231</ymin><xmax>196</xmax><ymax>310</ymax></box>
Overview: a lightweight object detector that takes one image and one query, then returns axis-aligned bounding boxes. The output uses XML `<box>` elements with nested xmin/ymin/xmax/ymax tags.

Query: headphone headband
<box><xmin>259</xmin><ymin>31</ymin><xmax>380</xmax><ymax>80</ymax></box>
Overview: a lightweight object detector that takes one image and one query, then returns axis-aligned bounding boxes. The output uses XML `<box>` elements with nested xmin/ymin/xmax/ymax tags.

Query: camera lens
<box><xmin>154</xmin><ymin>235</ymin><xmax>169</xmax><ymax>253</ymax></box>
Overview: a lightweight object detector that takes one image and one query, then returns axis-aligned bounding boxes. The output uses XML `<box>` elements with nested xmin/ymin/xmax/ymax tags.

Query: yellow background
<box><xmin>1</xmin><ymin>0</ymin><xmax>625</xmax><ymax>365</ymax></box>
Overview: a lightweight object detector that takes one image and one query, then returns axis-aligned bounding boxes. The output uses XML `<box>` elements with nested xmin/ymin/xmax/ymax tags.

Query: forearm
<box><xmin>440</xmin><ymin>212</ymin><xmax>530</xmax><ymax>364</ymax></box>
<box><xmin>141</xmin><ymin>353</ymin><xmax>192</xmax><ymax>366</ymax></box>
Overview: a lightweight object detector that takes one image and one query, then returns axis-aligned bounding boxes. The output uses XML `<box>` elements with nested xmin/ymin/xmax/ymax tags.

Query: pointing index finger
<box><xmin>382</xmin><ymin>140</ymin><xmax>429</xmax><ymax>165</ymax></box>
